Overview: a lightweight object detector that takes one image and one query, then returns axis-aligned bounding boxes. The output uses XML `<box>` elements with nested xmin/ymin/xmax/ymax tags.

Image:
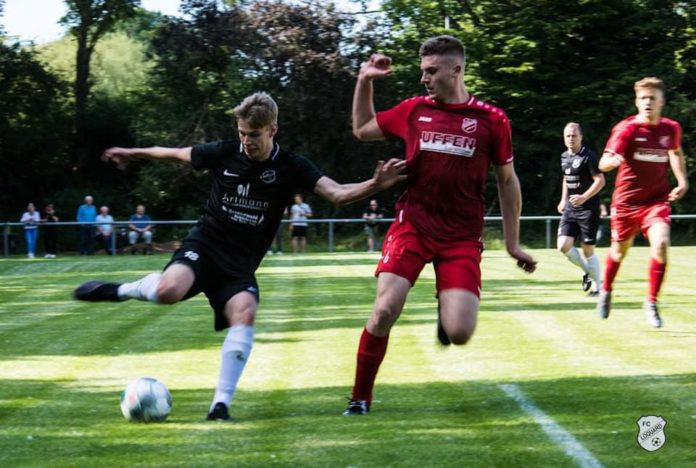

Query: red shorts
<box><xmin>610</xmin><ymin>202</ymin><xmax>671</xmax><ymax>242</ymax></box>
<box><xmin>375</xmin><ymin>219</ymin><xmax>483</xmax><ymax>297</ymax></box>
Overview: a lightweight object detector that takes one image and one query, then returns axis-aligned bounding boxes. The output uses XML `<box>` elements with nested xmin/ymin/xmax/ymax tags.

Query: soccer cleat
<box><xmin>436</xmin><ymin>301</ymin><xmax>451</xmax><ymax>346</ymax></box>
<box><xmin>597</xmin><ymin>290</ymin><xmax>611</xmax><ymax>319</ymax></box>
<box><xmin>207</xmin><ymin>402</ymin><xmax>231</xmax><ymax>421</ymax></box>
<box><xmin>73</xmin><ymin>281</ymin><xmax>123</xmax><ymax>301</ymax></box>
<box><xmin>343</xmin><ymin>399</ymin><xmax>369</xmax><ymax>416</ymax></box>
<box><xmin>581</xmin><ymin>273</ymin><xmax>592</xmax><ymax>292</ymax></box>
<box><xmin>587</xmin><ymin>290</ymin><xmax>599</xmax><ymax>297</ymax></box>
<box><xmin>644</xmin><ymin>301</ymin><xmax>662</xmax><ymax>328</ymax></box>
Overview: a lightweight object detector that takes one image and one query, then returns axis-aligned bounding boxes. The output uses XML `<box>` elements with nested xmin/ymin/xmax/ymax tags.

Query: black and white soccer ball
<box><xmin>120</xmin><ymin>377</ymin><xmax>172</xmax><ymax>422</ymax></box>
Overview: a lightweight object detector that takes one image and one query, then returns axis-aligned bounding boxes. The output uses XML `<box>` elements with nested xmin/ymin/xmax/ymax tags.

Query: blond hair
<box><xmin>634</xmin><ymin>77</ymin><xmax>664</xmax><ymax>93</ymax></box>
<box><xmin>233</xmin><ymin>92</ymin><xmax>278</xmax><ymax>128</ymax></box>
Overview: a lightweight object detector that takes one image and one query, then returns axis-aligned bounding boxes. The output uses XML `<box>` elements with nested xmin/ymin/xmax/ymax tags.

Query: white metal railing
<box><xmin>3</xmin><ymin>215</ymin><xmax>696</xmax><ymax>256</ymax></box>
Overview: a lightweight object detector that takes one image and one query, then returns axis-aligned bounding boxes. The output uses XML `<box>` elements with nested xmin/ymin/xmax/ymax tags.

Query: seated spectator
<box><xmin>128</xmin><ymin>204</ymin><xmax>153</xmax><ymax>254</ymax></box>
<box><xmin>95</xmin><ymin>206</ymin><xmax>115</xmax><ymax>255</ymax></box>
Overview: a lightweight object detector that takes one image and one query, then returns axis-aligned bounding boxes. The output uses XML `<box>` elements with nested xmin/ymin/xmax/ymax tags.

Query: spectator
<box><xmin>20</xmin><ymin>202</ymin><xmax>40</xmax><ymax>258</ymax></box>
<box><xmin>268</xmin><ymin>207</ymin><xmax>287</xmax><ymax>256</ymax></box>
<box><xmin>41</xmin><ymin>203</ymin><xmax>59</xmax><ymax>258</ymax></box>
<box><xmin>128</xmin><ymin>204</ymin><xmax>153</xmax><ymax>255</ymax></box>
<box><xmin>290</xmin><ymin>194</ymin><xmax>312</xmax><ymax>253</ymax></box>
<box><xmin>362</xmin><ymin>199</ymin><xmax>384</xmax><ymax>252</ymax></box>
<box><xmin>95</xmin><ymin>206</ymin><xmax>115</xmax><ymax>255</ymax></box>
<box><xmin>77</xmin><ymin>195</ymin><xmax>97</xmax><ymax>255</ymax></box>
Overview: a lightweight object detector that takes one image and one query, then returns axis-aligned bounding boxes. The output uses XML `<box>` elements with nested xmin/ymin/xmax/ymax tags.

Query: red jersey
<box><xmin>605</xmin><ymin>116</ymin><xmax>681</xmax><ymax>208</ymax></box>
<box><xmin>376</xmin><ymin>95</ymin><xmax>513</xmax><ymax>241</ymax></box>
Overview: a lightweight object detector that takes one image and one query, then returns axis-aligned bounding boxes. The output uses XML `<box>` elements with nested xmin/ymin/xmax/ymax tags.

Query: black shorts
<box><xmin>164</xmin><ymin>237</ymin><xmax>259</xmax><ymax>332</ymax></box>
<box><xmin>558</xmin><ymin>207</ymin><xmax>600</xmax><ymax>245</ymax></box>
<box><xmin>291</xmin><ymin>225</ymin><xmax>308</xmax><ymax>238</ymax></box>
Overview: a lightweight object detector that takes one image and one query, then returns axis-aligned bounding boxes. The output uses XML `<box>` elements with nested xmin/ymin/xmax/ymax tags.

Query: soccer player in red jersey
<box><xmin>597</xmin><ymin>77</ymin><xmax>688</xmax><ymax>327</ymax></box>
<box><xmin>343</xmin><ymin>35</ymin><xmax>537</xmax><ymax>416</ymax></box>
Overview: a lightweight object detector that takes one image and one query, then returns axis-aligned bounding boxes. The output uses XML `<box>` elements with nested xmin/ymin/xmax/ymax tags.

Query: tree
<box><xmin>61</xmin><ymin>0</ymin><xmax>140</xmax><ymax>164</ymax></box>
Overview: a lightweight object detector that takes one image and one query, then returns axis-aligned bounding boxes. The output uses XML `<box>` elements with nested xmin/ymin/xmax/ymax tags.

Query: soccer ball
<box><xmin>120</xmin><ymin>377</ymin><xmax>172</xmax><ymax>422</ymax></box>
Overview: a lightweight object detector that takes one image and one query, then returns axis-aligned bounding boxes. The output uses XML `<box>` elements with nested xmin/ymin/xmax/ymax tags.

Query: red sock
<box><xmin>603</xmin><ymin>256</ymin><xmax>621</xmax><ymax>292</ymax></box>
<box><xmin>351</xmin><ymin>328</ymin><xmax>389</xmax><ymax>403</ymax></box>
<box><xmin>647</xmin><ymin>258</ymin><xmax>666</xmax><ymax>303</ymax></box>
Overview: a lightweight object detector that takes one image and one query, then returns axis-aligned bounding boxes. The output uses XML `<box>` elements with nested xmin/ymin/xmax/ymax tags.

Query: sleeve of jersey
<box><xmin>375</xmin><ymin>99</ymin><xmax>417</xmax><ymax>139</ymax></box>
<box><xmin>190</xmin><ymin>141</ymin><xmax>224</xmax><ymax>170</ymax></box>
<box><xmin>604</xmin><ymin>123</ymin><xmax>630</xmax><ymax>157</ymax></box>
<box><xmin>671</xmin><ymin>121</ymin><xmax>682</xmax><ymax>150</ymax></box>
<box><xmin>587</xmin><ymin>150</ymin><xmax>601</xmax><ymax>175</ymax></box>
<box><xmin>491</xmin><ymin>113</ymin><xmax>514</xmax><ymax>166</ymax></box>
<box><xmin>293</xmin><ymin>155</ymin><xmax>324</xmax><ymax>192</ymax></box>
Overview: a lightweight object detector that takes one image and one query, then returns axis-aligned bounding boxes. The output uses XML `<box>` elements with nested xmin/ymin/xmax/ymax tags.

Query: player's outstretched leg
<box><xmin>73</xmin><ymin>273</ymin><xmax>162</xmax><ymax>302</ymax></box>
<box><xmin>73</xmin><ymin>280</ymin><xmax>124</xmax><ymax>301</ymax></box>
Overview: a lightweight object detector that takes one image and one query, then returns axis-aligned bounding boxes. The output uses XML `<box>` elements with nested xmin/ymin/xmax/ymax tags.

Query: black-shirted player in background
<box><xmin>73</xmin><ymin>92</ymin><xmax>406</xmax><ymax>421</ymax></box>
<box><xmin>556</xmin><ymin>122</ymin><xmax>605</xmax><ymax>295</ymax></box>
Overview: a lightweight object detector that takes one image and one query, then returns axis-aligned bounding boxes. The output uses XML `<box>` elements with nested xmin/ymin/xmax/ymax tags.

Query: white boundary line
<box><xmin>498</xmin><ymin>383</ymin><xmax>603</xmax><ymax>468</ymax></box>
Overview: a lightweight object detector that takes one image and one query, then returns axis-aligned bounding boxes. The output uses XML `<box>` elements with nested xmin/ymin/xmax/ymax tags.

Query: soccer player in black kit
<box><xmin>556</xmin><ymin>122</ymin><xmax>605</xmax><ymax>295</ymax></box>
<box><xmin>73</xmin><ymin>92</ymin><xmax>406</xmax><ymax>421</ymax></box>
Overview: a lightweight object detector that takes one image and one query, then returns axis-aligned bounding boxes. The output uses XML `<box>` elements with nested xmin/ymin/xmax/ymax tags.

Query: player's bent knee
<box><xmin>155</xmin><ymin>281</ymin><xmax>185</xmax><ymax>304</ymax></box>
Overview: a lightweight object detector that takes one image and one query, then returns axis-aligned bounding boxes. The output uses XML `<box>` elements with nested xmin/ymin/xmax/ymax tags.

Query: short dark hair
<box><xmin>419</xmin><ymin>35</ymin><xmax>465</xmax><ymax>61</ymax></box>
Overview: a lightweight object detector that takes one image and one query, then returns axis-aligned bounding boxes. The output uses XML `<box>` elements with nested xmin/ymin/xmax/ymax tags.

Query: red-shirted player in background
<box><xmin>343</xmin><ymin>35</ymin><xmax>537</xmax><ymax>416</ymax></box>
<box><xmin>597</xmin><ymin>77</ymin><xmax>688</xmax><ymax>328</ymax></box>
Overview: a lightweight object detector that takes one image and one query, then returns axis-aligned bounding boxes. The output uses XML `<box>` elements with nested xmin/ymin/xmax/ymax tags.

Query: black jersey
<box><xmin>190</xmin><ymin>140</ymin><xmax>323</xmax><ymax>269</ymax></box>
<box><xmin>560</xmin><ymin>146</ymin><xmax>600</xmax><ymax>210</ymax></box>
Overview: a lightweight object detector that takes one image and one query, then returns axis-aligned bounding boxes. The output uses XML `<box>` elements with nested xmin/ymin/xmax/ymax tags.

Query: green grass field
<box><xmin>1</xmin><ymin>247</ymin><xmax>695</xmax><ymax>467</ymax></box>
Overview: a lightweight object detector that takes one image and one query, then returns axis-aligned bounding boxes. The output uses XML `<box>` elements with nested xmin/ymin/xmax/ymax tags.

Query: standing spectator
<box><xmin>41</xmin><ymin>203</ymin><xmax>59</xmax><ymax>258</ymax></box>
<box><xmin>290</xmin><ymin>194</ymin><xmax>312</xmax><ymax>253</ymax></box>
<box><xmin>77</xmin><ymin>195</ymin><xmax>97</xmax><ymax>255</ymax></box>
<box><xmin>362</xmin><ymin>199</ymin><xmax>384</xmax><ymax>252</ymax></box>
<box><xmin>20</xmin><ymin>203</ymin><xmax>40</xmax><ymax>258</ymax></box>
<box><xmin>597</xmin><ymin>77</ymin><xmax>688</xmax><ymax>328</ymax></box>
<box><xmin>268</xmin><ymin>207</ymin><xmax>287</xmax><ymax>256</ymax></box>
<box><xmin>556</xmin><ymin>122</ymin><xmax>605</xmax><ymax>296</ymax></box>
<box><xmin>128</xmin><ymin>204</ymin><xmax>153</xmax><ymax>255</ymax></box>
<box><xmin>96</xmin><ymin>206</ymin><xmax>115</xmax><ymax>255</ymax></box>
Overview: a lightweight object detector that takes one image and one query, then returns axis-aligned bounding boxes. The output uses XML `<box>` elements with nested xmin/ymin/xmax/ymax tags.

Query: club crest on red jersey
<box><xmin>461</xmin><ymin>118</ymin><xmax>477</xmax><ymax>134</ymax></box>
<box><xmin>659</xmin><ymin>135</ymin><xmax>670</xmax><ymax>148</ymax></box>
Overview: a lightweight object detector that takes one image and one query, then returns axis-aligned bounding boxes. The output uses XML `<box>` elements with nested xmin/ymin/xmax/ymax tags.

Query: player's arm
<box><xmin>569</xmin><ymin>173</ymin><xmax>606</xmax><ymax>207</ymax></box>
<box><xmin>493</xmin><ymin>163</ymin><xmax>537</xmax><ymax>273</ymax></box>
<box><xmin>352</xmin><ymin>54</ymin><xmax>391</xmax><ymax>141</ymax></box>
<box><xmin>598</xmin><ymin>150</ymin><xmax>624</xmax><ymax>172</ymax></box>
<box><xmin>314</xmin><ymin>158</ymin><xmax>406</xmax><ymax>205</ymax></box>
<box><xmin>557</xmin><ymin>179</ymin><xmax>568</xmax><ymax>213</ymax></box>
<box><xmin>102</xmin><ymin>146</ymin><xmax>192</xmax><ymax>169</ymax></box>
<box><xmin>668</xmin><ymin>147</ymin><xmax>689</xmax><ymax>201</ymax></box>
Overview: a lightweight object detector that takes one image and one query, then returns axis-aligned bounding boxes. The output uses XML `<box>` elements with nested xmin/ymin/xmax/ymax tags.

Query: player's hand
<box><xmin>568</xmin><ymin>194</ymin><xmax>586</xmax><ymax>207</ymax></box>
<box><xmin>668</xmin><ymin>183</ymin><xmax>688</xmax><ymax>201</ymax></box>
<box><xmin>557</xmin><ymin>201</ymin><xmax>566</xmax><ymax>214</ymax></box>
<box><xmin>372</xmin><ymin>158</ymin><xmax>407</xmax><ymax>190</ymax></box>
<box><xmin>102</xmin><ymin>147</ymin><xmax>132</xmax><ymax>170</ymax></box>
<box><xmin>359</xmin><ymin>54</ymin><xmax>393</xmax><ymax>81</ymax></box>
<box><xmin>508</xmin><ymin>246</ymin><xmax>537</xmax><ymax>273</ymax></box>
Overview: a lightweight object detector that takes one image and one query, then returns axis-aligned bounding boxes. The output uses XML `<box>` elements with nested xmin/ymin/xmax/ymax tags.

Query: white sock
<box><xmin>210</xmin><ymin>325</ymin><xmax>254</xmax><ymax>412</ymax></box>
<box><xmin>564</xmin><ymin>247</ymin><xmax>589</xmax><ymax>273</ymax></box>
<box><xmin>117</xmin><ymin>273</ymin><xmax>161</xmax><ymax>302</ymax></box>
<box><xmin>586</xmin><ymin>254</ymin><xmax>601</xmax><ymax>292</ymax></box>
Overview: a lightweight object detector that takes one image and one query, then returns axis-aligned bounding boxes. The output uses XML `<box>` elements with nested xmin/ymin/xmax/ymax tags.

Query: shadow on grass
<box><xmin>0</xmin><ymin>374</ymin><xmax>693</xmax><ymax>467</ymax></box>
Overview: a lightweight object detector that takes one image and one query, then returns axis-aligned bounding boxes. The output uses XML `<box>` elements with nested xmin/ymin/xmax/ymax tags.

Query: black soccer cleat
<box><xmin>343</xmin><ymin>399</ymin><xmax>369</xmax><ymax>416</ymax></box>
<box><xmin>73</xmin><ymin>281</ymin><xmax>123</xmax><ymax>301</ymax></box>
<box><xmin>436</xmin><ymin>300</ymin><xmax>451</xmax><ymax>346</ymax></box>
<box><xmin>581</xmin><ymin>273</ymin><xmax>592</xmax><ymax>292</ymax></box>
<box><xmin>207</xmin><ymin>402</ymin><xmax>231</xmax><ymax>421</ymax></box>
<box><xmin>597</xmin><ymin>290</ymin><xmax>611</xmax><ymax>319</ymax></box>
